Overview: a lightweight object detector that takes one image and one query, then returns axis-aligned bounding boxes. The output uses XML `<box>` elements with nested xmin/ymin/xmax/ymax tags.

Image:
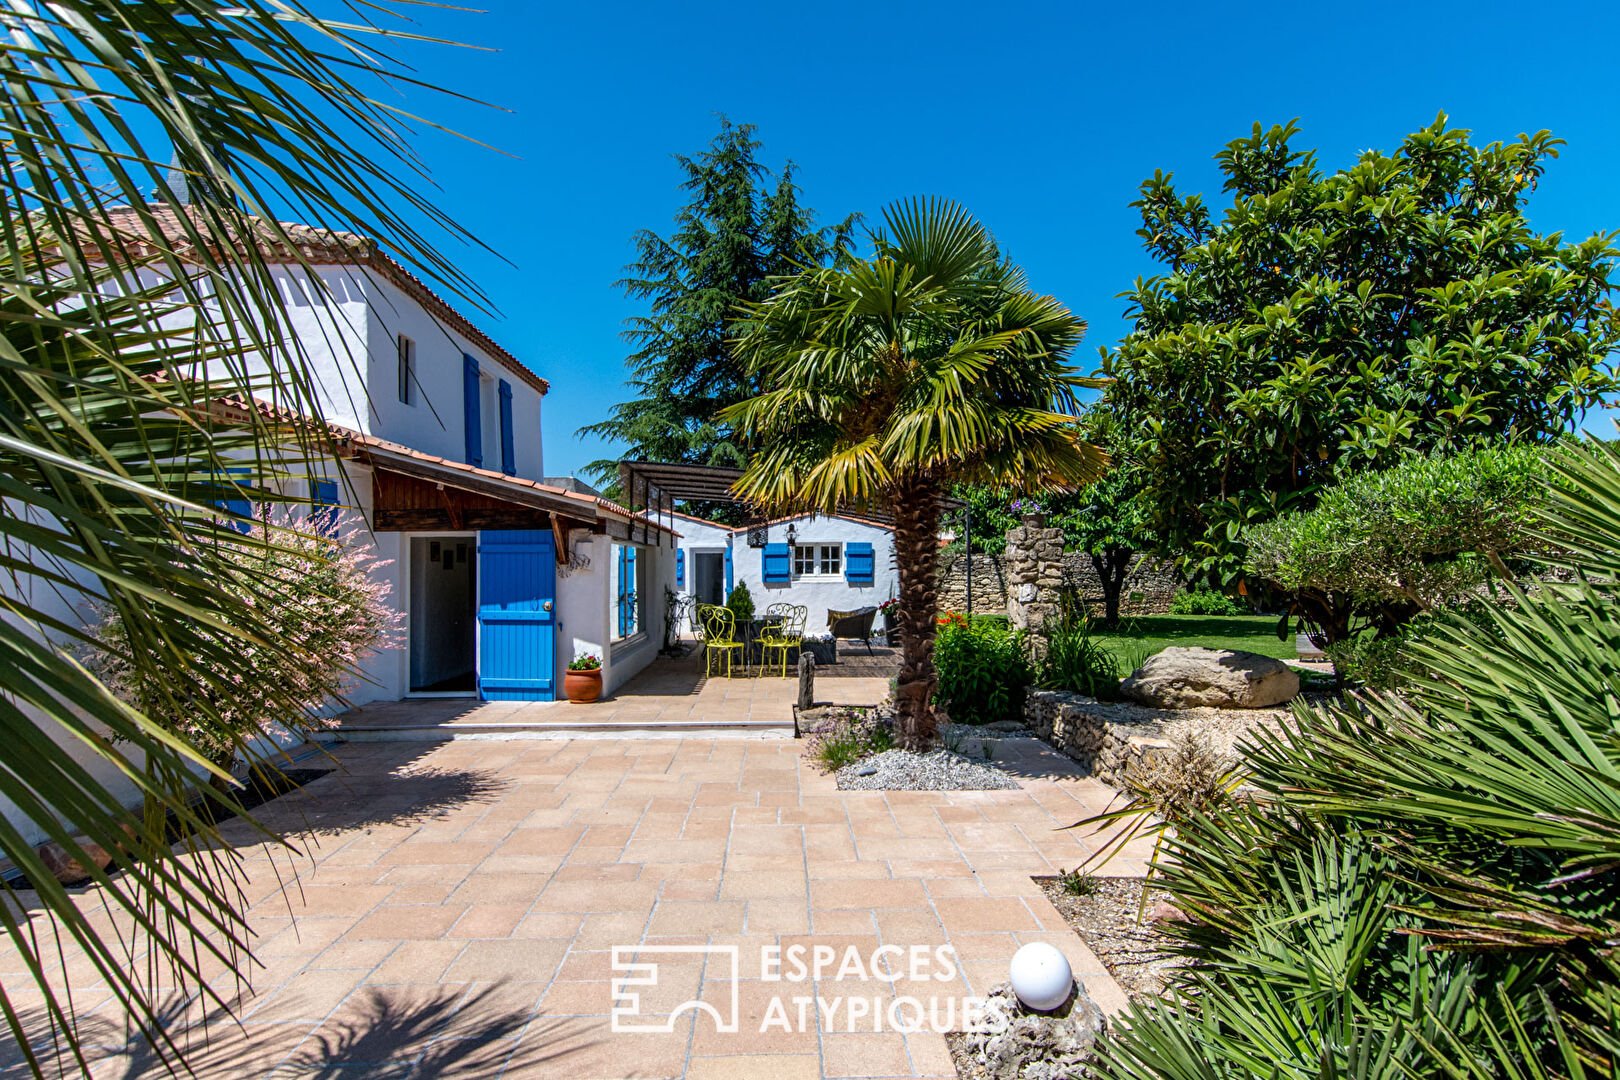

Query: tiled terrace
<box><xmin>1</xmin><ymin>735</ymin><xmax>1147</xmax><ymax>1079</ymax></box>
<box><xmin>337</xmin><ymin>648</ymin><xmax>899</xmax><ymax>738</ymax></box>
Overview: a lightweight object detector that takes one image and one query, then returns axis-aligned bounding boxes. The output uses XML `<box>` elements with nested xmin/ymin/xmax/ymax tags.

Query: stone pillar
<box><xmin>1005</xmin><ymin>512</ymin><xmax>1065</xmax><ymax>659</ymax></box>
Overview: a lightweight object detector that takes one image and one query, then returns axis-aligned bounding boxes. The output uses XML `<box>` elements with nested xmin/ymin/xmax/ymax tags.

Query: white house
<box><xmin>46</xmin><ymin>206</ymin><xmax>684</xmax><ymax>704</ymax></box>
<box><xmin>99</xmin><ymin>203</ymin><xmax>687</xmax><ymax>706</ymax></box>
<box><xmin>669</xmin><ymin>510</ymin><xmax>898</xmax><ymax>635</ymax></box>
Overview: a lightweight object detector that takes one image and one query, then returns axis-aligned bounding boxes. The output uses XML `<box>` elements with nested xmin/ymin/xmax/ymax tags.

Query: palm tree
<box><xmin>0</xmin><ymin>2</ymin><xmax>486</xmax><ymax>1074</ymax></box>
<box><xmin>722</xmin><ymin>198</ymin><xmax>1105</xmax><ymax>747</ymax></box>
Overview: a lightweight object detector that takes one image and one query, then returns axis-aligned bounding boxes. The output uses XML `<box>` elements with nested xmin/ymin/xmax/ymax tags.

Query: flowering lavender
<box><xmin>86</xmin><ymin>509</ymin><xmax>403</xmax><ymax>766</ymax></box>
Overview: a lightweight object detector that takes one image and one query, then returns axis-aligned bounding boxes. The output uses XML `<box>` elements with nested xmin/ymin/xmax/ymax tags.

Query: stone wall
<box><xmin>1063</xmin><ymin>554</ymin><xmax>1183</xmax><ymax>617</ymax></box>
<box><xmin>1023</xmin><ymin>689</ymin><xmax>1173</xmax><ymax>789</ymax></box>
<box><xmin>936</xmin><ymin>551</ymin><xmax>1184</xmax><ymax>618</ymax></box>
<box><xmin>1003</xmin><ymin>514</ymin><xmax>1065</xmax><ymax>654</ymax></box>
<box><xmin>934</xmin><ymin>553</ymin><xmax>1008</xmax><ymax>615</ymax></box>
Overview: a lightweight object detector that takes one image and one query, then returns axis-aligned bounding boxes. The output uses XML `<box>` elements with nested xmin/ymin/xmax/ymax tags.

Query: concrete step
<box><xmin>329</xmin><ymin>718</ymin><xmax>794</xmax><ymax>742</ymax></box>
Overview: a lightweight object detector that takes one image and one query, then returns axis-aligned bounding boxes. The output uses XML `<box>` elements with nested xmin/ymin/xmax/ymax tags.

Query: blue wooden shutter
<box><xmin>311</xmin><ymin>477</ymin><xmax>339</xmax><ymax>535</ymax></box>
<box><xmin>762</xmin><ymin>542</ymin><xmax>790</xmax><ymax>584</ymax></box>
<box><xmin>617</xmin><ymin>545</ymin><xmax>638</xmax><ymax>636</ymax></box>
<box><xmin>212</xmin><ymin>467</ymin><xmax>253</xmax><ymax>533</ymax></box>
<box><xmin>675</xmin><ymin>548</ymin><xmax>685</xmax><ymax>589</ymax></box>
<box><xmin>498</xmin><ymin>379</ymin><xmax>515</xmax><ymax>475</ymax></box>
<box><xmin>477</xmin><ymin>529</ymin><xmax>556</xmax><ymax>701</ymax></box>
<box><xmin>724</xmin><ymin>544</ymin><xmax>733</xmax><ymax>595</ymax></box>
<box><xmin>463</xmin><ymin>353</ymin><xmax>482</xmax><ymax>467</ymax></box>
<box><xmin>846</xmin><ymin>541</ymin><xmax>875</xmax><ymax>584</ymax></box>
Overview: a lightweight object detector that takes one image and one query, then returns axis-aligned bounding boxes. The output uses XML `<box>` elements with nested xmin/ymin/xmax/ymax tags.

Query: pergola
<box><xmin>615</xmin><ymin>459</ymin><xmax>981</xmax><ymax>606</ymax></box>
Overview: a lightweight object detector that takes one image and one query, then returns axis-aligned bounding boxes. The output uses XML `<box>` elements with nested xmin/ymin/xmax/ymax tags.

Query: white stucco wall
<box><xmin>361</xmin><ymin>270</ymin><xmax>545</xmax><ymax>479</ymax></box>
<box><xmin>550</xmin><ymin>533</ymin><xmax>676</xmax><ymax>697</ymax></box>
<box><xmin>670</xmin><ymin>513</ymin><xmax>897</xmax><ymax>636</ymax></box>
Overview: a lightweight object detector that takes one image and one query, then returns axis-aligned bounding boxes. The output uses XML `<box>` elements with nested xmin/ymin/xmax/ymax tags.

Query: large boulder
<box><xmin>1120</xmin><ymin>647</ymin><xmax>1298</xmax><ymax>709</ymax></box>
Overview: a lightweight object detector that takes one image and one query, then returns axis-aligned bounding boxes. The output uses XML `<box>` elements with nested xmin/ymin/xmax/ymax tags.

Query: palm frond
<box><xmin>0</xmin><ymin>2</ymin><xmax>486</xmax><ymax>1073</ymax></box>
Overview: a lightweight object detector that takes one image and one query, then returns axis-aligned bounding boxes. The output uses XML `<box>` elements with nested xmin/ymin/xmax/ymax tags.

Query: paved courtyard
<box><xmin>336</xmin><ymin>648</ymin><xmax>899</xmax><ymax>738</ymax></box>
<box><xmin>2</xmin><ymin>734</ymin><xmax>1147</xmax><ymax>1079</ymax></box>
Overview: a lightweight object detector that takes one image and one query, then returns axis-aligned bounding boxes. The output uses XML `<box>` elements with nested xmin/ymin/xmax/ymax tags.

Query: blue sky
<box><xmin>374</xmin><ymin>0</ymin><xmax>1620</xmax><ymax>478</ymax></box>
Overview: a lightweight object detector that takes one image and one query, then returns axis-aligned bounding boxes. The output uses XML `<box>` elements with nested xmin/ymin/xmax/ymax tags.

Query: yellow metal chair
<box><xmin>758</xmin><ymin>604</ymin><xmax>808</xmax><ymax>678</ymax></box>
<box><xmin>698</xmin><ymin>604</ymin><xmax>746</xmax><ymax>678</ymax></box>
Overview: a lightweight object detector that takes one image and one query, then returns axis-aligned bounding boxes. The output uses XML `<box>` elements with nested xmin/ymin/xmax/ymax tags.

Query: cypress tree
<box><xmin>581</xmin><ymin>118</ymin><xmax>853</xmax><ymax>514</ymax></box>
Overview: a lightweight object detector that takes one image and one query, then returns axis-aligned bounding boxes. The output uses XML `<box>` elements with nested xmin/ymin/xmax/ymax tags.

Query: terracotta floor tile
<box><xmin>646</xmin><ymin>900</ymin><xmax>748</xmax><ymax>936</ymax></box>
<box><xmin>821</xmin><ymin>1032</ymin><xmax>913</xmax><ymax>1077</ymax></box>
<box><xmin>686</xmin><ymin>1053</ymin><xmax>823</xmax><ymax>1080</ymax></box>
<box><xmin>444</xmin><ymin>938</ymin><xmax>569</xmax><ymax>983</ymax></box>
<box><xmin>812</xmin><ymin>879</ymin><xmax>928</xmax><ymax>910</ymax></box>
<box><xmin>347</xmin><ymin>904</ymin><xmax>467</xmax><ymax>941</ymax></box>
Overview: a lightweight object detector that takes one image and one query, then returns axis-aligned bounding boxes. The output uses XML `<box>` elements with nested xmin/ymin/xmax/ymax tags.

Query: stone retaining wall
<box><xmin>1023</xmin><ymin>689</ymin><xmax>1173</xmax><ymax>789</ymax></box>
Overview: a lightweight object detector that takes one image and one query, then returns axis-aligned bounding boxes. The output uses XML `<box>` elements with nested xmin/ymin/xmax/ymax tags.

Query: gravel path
<box><xmin>835</xmin><ymin>748</ymin><xmax>1022</xmax><ymax>791</ymax></box>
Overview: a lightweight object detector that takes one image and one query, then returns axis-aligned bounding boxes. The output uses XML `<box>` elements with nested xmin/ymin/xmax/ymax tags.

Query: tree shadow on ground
<box><xmin>967</xmin><ymin>736</ymin><xmax>1091</xmax><ymax>783</ymax></box>
<box><xmin>240</xmin><ymin>767</ymin><xmax>513</xmax><ymax>837</ymax></box>
<box><xmin>4</xmin><ymin>983</ymin><xmax>591</xmax><ymax>1080</ymax></box>
<box><xmin>278</xmin><ymin>985</ymin><xmax>588</xmax><ymax>1078</ymax></box>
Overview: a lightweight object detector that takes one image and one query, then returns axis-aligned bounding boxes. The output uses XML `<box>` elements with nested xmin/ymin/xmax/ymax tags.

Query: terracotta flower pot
<box><xmin>564</xmin><ymin>667</ymin><xmax>602</xmax><ymax>704</ymax></box>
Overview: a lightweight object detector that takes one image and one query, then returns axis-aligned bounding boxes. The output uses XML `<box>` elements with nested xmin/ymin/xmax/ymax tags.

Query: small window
<box><xmin>792</xmin><ymin>543</ymin><xmax>841</xmax><ymax>578</ymax></box>
<box><xmin>397</xmin><ymin>334</ymin><xmax>415</xmax><ymax>405</ymax></box>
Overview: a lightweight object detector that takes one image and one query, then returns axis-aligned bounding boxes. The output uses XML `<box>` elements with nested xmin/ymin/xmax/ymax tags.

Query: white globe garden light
<box><xmin>1008</xmin><ymin>942</ymin><xmax>1073</xmax><ymax>1011</ymax></box>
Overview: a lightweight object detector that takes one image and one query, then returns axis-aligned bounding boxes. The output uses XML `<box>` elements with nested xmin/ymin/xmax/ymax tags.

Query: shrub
<box><xmin>725</xmin><ymin>581</ymin><xmax>755</xmax><ymax>622</ymax></box>
<box><xmin>1057</xmin><ymin>867</ymin><xmax>1099</xmax><ymax>897</ymax></box>
<box><xmin>1168</xmin><ymin>588</ymin><xmax>1244</xmax><ymax>616</ymax></box>
<box><xmin>1244</xmin><ymin>443</ymin><xmax>1546</xmax><ymax>643</ymax></box>
<box><xmin>932</xmin><ymin>614</ymin><xmax>1032</xmax><ymax>726</ymax></box>
<box><xmin>88</xmin><ymin>511</ymin><xmax>402</xmax><ymax>771</ymax></box>
<box><xmin>804</xmin><ymin>708</ymin><xmax>895</xmax><ymax>773</ymax></box>
<box><xmin>1038</xmin><ymin>615</ymin><xmax>1122</xmax><ymax>699</ymax></box>
<box><xmin>1324</xmin><ymin>632</ymin><xmax>1407</xmax><ymax>690</ymax></box>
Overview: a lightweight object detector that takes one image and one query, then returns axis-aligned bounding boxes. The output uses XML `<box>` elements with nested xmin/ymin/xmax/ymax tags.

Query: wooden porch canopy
<box><xmin>615</xmin><ymin>459</ymin><xmax>963</xmax><ymax>528</ymax></box>
<box><xmin>348</xmin><ymin>441</ymin><xmax>678</xmax><ymax>564</ymax></box>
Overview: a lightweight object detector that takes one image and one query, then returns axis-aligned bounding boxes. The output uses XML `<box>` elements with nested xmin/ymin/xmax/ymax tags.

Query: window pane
<box><xmin>397</xmin><ymin>335</ymin><xmax>414</xmax><ymax>404</ymax></box>
<box><xmin>821</xmin><ymin>545</ymin><xmax>841</xmax><ymax>575</ymax></box>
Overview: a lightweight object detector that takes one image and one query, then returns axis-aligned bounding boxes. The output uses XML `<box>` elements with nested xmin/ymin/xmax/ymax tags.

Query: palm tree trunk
<box><xmin>890</xmin><ymin>475</ymin><xmax>941</xmax><ymax>749</ymax></box>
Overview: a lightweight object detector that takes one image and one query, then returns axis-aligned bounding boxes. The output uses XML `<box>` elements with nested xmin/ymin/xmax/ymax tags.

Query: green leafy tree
<box><xmin>1102</xmin><ymin>115</ymin><xmax>1619</xmax><ymax>643</ymax></box>
<box><xmin>723</xmin><ymin>198</ymin><xmax>1104</xmax><ymax>747</ymax></box>
<box><xmin>1046</xmin><ymin>470</ymin><xmax>1153</xmax><ymax>625</ymax></box>
<box><xmin>581</xmin><ymin>118</ymin><xmax>855</xmax><ymax>515</ymax></box>
<box><xmin>0</xmin><ymin>2</ymin><xmax>482</xmax><ymax>1073</ymax></box>
<box><xmin>947</xmin><ymin>410</ymin><xmax>1153</xmax><ymax>625</ymax></box>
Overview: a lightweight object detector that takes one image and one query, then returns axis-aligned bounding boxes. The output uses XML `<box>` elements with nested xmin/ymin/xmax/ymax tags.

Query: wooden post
<box><xmin>797</xmin><ymin>651</ymin><xmax>815</xmax><ymax>712</ymax></box>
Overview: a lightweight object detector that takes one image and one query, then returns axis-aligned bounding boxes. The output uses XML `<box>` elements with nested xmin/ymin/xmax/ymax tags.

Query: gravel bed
<box><xmin>835</xmin><ymin>748</ymin><xmax>1021</xmax><ymax>791</ymax></box>
<box><xmin>1035</xmin><ymin>875</ymin><xmax>1185</xmax><ymax>997</ymax></box>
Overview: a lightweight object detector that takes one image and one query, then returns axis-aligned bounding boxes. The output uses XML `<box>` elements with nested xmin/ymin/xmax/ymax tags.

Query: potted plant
<box><xmin>878</xmin><ymin>596</ymin><xmax>900</xmax><ymax>644</ymax></box>
<box><xmin>564</xmin><ymin>652</ymin><xmax>603</xmax><ymax>703</ymax></box>
<box><xmin>725</xmin><ymin>582</ymin><xmax>755</xmax><ymax>622</ymax></box>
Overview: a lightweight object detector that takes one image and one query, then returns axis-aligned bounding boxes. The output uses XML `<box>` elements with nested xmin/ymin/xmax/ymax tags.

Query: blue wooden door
<box><xmin>477</xmin><ymin>529</ymin><xmax>556</xmax><ymax>701</ymax></box>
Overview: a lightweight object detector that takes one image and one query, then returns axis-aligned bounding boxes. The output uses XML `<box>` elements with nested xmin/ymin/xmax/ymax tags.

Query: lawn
<box><xmin>1089</xmin><ymin>614</ymin><xmax>1295</xmax><ymax>670</ymax></box>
